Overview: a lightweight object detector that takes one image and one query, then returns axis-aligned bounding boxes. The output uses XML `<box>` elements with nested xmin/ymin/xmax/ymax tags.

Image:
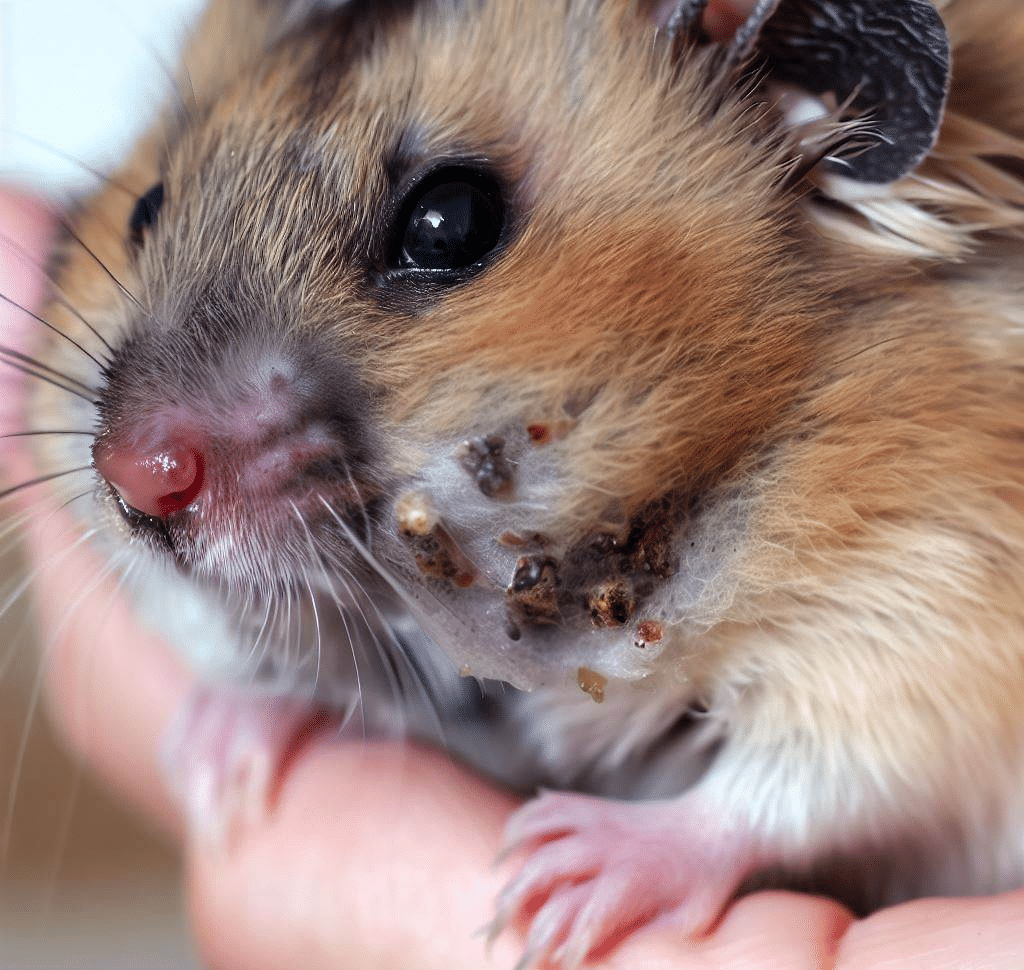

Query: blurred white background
<box><xmin>1</xmin><ymin>2</ymin><xmax>206</xmax><ymax>967</ymax></box>
<box><xmin>0</xmin><ymin>0</ymin><xmax>205</xmax><ymax>194</ymax></box>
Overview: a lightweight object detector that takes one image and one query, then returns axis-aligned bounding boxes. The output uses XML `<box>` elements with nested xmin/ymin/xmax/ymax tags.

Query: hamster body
<box><xmin>24</xmin><ymin>0</ymin><xmax>1024</xmax><ymax>963</ymax></box>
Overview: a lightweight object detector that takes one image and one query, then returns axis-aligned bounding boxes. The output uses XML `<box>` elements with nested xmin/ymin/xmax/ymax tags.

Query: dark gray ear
<box><xmin>660</xmin><ymin>0</ymin><xmax>709</xmax><ymax>39</ymax></box>
<box><xmin>729</xmin><ymin>0</ymin><xmax>951</xmax><ymax>183</ymax></box>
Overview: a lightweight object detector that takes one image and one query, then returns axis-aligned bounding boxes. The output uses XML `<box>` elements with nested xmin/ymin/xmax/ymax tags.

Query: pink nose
<box><xmin>94</xmin><ymin>440</ymin><xmax>205</xmax><ymax>518</ymax></box>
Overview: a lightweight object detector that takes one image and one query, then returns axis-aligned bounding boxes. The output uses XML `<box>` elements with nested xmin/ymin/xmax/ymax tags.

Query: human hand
<box><xmin>1</xmin><ymin>166</ymin><xmax>1021</xmax><ymax>970</ymax></box>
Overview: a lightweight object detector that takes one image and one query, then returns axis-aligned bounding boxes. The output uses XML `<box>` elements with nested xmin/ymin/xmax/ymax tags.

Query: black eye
<box><xmin>129</xmin><ymin>183</ymin><xmax>165</xmax><ymax>243</ymax></box>
<box><xmin>394</xmin><ymin>169</ymin><xmax>503</xmax><ymax>272</ymax></box>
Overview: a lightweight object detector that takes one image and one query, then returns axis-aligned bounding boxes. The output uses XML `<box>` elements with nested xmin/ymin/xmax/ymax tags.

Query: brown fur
<box><xmin>27</xmin><ymin>0</ymin><xmax>1024</xmax><ymax>936</ymax></box>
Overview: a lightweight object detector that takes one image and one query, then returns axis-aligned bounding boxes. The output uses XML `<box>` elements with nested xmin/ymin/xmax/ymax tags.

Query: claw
<box><xmin>550</xmin><ymin>883</ymin><xmax>617</xmax><ymax>970</ymax></box>
<box><xmin>496</xmin><ymin>836</ymin><xmax>599</xmax><ymax>926</ymax></box>
<box><xmin>492</xmin><ymin>790</ymin><xmax>756</xmax><ymax>969</ymax></box>
<box><xmin>514</xmin><ymin>891</ymin><xmax>579</xmax><ymax>970</ymax></box>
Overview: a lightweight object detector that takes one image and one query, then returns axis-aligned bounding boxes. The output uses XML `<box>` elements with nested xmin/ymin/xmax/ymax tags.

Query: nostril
<box><xmin>94</xmin><ymin>440</ymin><xmax>205</xmax><ymax>518</ymax></box>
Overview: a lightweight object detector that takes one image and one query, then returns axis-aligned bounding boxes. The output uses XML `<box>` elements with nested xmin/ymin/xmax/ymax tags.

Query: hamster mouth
<box><xmin>108</xmin><ymin>483</ymin><xmax>377</xmax><ymax>584</ymax></box>
<box><xmin>97</xmin><ymin>438</ymin><xmax>382</xmax><ymax>589</ymax></box>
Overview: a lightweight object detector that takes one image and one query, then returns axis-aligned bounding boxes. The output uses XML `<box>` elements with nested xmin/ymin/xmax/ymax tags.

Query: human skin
<box><xmin>2</xmin><ymin>180</ymin><xmax>1023</xmax><ymax>970</ymax></box>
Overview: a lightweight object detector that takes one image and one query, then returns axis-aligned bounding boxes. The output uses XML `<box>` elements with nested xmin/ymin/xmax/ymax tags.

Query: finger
<box><xmin>601</xmin><ymin>888</ymin><xmax>1024</xmax><ymax>970</ymax></box>
<box><xmin>837</xmin><ymin>891</ymin><xmax>1024</xmax><ymax>970</ymax></box>
<box><xmin>598</xmin><ymin>891</ymin><xmax>854</xmax><ymax>970</ymax></box>
<box><xmin>187</xmin><ymin>738</ymin><xmax>525</xmax><ymax>970</ymax></box>
<box><xmin>184</xmin><ymin>746</ymin><xmax>862</xmax><ymax>970</ymax></box>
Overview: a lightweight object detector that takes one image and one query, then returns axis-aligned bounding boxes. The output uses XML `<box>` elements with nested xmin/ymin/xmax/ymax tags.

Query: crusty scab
<box><xmin>508</xmin><ymin>555</ymin><xmax>561</xmax><ymax>625</ymax></box>
<box><xmin>498</xmin><ymin>497</ymin><xmax>680</xmax><ymax>634</ymax></box>
<box><xmin>396</xmin><ymin>489</ymin><xmax>478</xmax><ymax>587</ymax></box>
<box><xmin>396</xmin><ymin>455</ymin><xmax>685</xmax><ymax>648</ymax></box>
<box><xmin>457</xmin><ymin>434</ymin><xmax>515</xmax><ymax>497</ymax></box>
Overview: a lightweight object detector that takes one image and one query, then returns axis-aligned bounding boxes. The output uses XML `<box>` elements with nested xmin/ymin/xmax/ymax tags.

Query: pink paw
<box><xmin>492</xmin><ymin>791</ymin><xmax>755</xmax><ymax>969</ymax></box>
<box><xmin>161</xmin><ymin>686</ymin><xmax>316</xmax><ymax>844</ymax></box>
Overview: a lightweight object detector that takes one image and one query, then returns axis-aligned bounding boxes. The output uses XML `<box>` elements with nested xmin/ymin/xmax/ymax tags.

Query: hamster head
<box><xmin>37</xmin><ymin>0</ymin><xmax>994</xmax><ymax>692</ymax></box>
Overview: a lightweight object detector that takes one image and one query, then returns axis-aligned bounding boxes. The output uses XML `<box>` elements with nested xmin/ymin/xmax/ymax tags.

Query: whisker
<box><xmin>0</xmin><ymin>354</ymin><xmax>98</xmax><ymax>404</ymax></box>
<box><xmin>0</xmin><ymin>521</ymin><xmax>102</xmax><ymax>682</ymax></box>
<box><xmin>181</xmin><ymin>63</ymin><xmax>198</xmax><ymax>114</ymax></box>
<box><xmin>341</xmin><ymin>564</ymin><xmax>451</xmax><ymax>750</ymax></box>
<box><xmin>288</xmin><ymin>501</ymin><xmax>324</xmax><ymax>696</ymax></box>
<box><xmin>0</xmin><ymin>339</ymin><xmax>97</xmax><ymax>394</ymax></box>
<box><xmin>344</xmin><ymin>467</ymin><xmax>375</xmax><ymax>553</ymax></box>
<box><xmin>0</xmin><ymin>573</ymin><xmax>47</xmax><ymax>678</ymax></box>
<box><xmin>318</xmin><ymin>495</ymin><xmax>435</xmax><ymax>623</ymax></box>
<box><xmin>0</xmin><ymin>467</ymin><xmax>93</xmax><ymax>505</ymax></box>
<box><xmin>60</xmin><ymin>220</ymin><xmax>147</xmax><ymax>316</ymax></box>
<box><xmin>315</xmin><ymin>492</ymin><xmax>448</xmax><ymax>741</ymax></box>
<box><xmin>0</xmin><ymin>292</ymin><xmax>107</xmax><ymax>371</ymax></box>
<box><xmin>39</xmin><ymin>764</ymin><xmax>83</xmax><ymax>919</ymax></box>
<box><xmin>304</xmin><ymin>572</ymin><xmax>323</xmax><ymax>697</ymax></box>
<box><xmin>240</xmin><ymin>594</ymin><xmax>275</xmax><ymax>674</ymax></box>
<box><xmin>0</xmin><ymin>230</ymin><xmax>116</xmax><ymax>356</ymax></box>
<box><xmin>321</xmin><ymin>571</ymin><xmax>366</xmax><ymax>735</ymax></box>
<box><xmin>0</xmin><ymin>430</ymin><xmax>93</xmax><ymax>440</ymax></box>
<box><xmin>0</xmin><ymin>528</ymin><xmax>112</xmax><ymax>867</ymax></box>
<box><xmin>282</xmin><ymin>578</ymin><xmax>294</xmax><ymax>677</ymax></box>
<box><xmin>335</xmin><ymin>561</ymin><xmax>407</xmax><ymax>711</ymax></box>
<box><xmin>1</xmin><ymin>668</ymin><xmax>44</xmax><ymax>870</ymax></box>
<box><xmin>294</xmin><ymin>577</ymin><xmax>304</xmax><ymax>685</ymax></box>
<box><xmin>68</xmin><ymin>556</ymin><xmax>139</xmax><ymax>756</ymax></box>
<box><xmin>0</xmin><ymin>362</ymin><xmax>90</xmax><ymax>405</ymax></box>
<box><xmin>107</xmin><ymin>2</ymin><xmax>196</xmax><ymax>121</ymax></box>
<box><xmin>266</xmin><ymin>594</ymin><xmax>285</xmax><ymax>684</ymax></box>
<box><xmin>0</xmin><ymin>492</ymin><xmax>94</xmax><ymax>588</ymax></box>
<box><xmin>48</xmin><ymin>292</ymin><xmax>116</xmax><ymax>359</ymax></box>
<box><xmin>0</xmin><ymin>128</ymin><xmax>136</xmax><ymax>199</ymax></box>
<box><xmin>56</xmin><ymin>490</ymin><xmax>93</xmax><ymax>512</ymax></box>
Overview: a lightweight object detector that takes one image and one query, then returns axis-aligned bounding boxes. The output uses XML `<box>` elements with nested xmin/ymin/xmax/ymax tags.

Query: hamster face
<box><xmin>24</xmin><ymin>0</ymin><xmax>1024</xmax><ymax>958</ymax></box>
<box><xmin>30</xmin><ymin>0</ymin><xmax>1024</xmax><ymax>701</ymax></box>
<box><xmin>35</xmin><ymin>0</ymin><xmax>813</xmax><ymax>687</ymax></box>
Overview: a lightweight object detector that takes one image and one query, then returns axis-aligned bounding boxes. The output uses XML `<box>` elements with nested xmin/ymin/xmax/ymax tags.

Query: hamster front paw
<box><xmin>160</xmin><ymin>686</ymin><xmax>318</xmax><ymax>844</ymax></box>
<box><xmin>492</xmin><ymin>790</ymin><xmax>758</xmax><ymax>969</ymax></box>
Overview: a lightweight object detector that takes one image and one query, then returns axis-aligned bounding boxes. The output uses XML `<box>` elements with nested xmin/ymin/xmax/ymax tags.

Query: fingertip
<box><xmin>836</xmin><ymin>891</ymin><xmax>1024</xmax><ymax>969</ymax></box>
<box><xmin>597</xmin><ymin>891</ymin><xmax>855</xmax><ymax>970</ymax></box>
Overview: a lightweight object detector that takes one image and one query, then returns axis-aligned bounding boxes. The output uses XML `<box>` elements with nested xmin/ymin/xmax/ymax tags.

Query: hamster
<box><xmin>17</xmin><ymin>0</ymin><xmax>1024</xmax><ymax>965</ymax></box>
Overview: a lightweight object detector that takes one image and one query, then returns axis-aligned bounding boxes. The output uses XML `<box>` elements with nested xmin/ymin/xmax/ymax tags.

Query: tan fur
<box><xmin>27</xmin><ymin>0</ymin><xmax>1024</xmax><ymax>920</ymax></box>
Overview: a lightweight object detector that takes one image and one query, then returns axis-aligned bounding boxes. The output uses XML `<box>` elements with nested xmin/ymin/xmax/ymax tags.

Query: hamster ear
<box><xmin>653</xmin><ymin>0</ymin><xmax>709</xmax><ymax>41</ymax></box>
<box><xmin>727</xmin><ymin>0</ymin><xmax>951</xmax><ymax>183</ymax></box>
